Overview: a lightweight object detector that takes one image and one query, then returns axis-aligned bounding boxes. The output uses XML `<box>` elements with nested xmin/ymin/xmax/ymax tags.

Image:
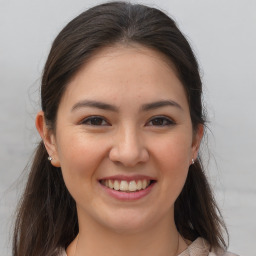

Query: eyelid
<box><xmin>79</xmin><ymin>115</ymin><xmax>110</xmax><ymax>126</ymax></box>
<box><xmin>146</xmin><ymin>115</ymin><xmax>176</xmax><ymax>126</ymax></box>
<box><xmin>79</xmin><ymin>115</ymin><xmax>175</xmax><ymax>127</ymax></box>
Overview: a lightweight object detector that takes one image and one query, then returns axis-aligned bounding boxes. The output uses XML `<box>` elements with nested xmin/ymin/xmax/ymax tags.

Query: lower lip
<box><xmin>99</xmin><ymin>182</ymin><xmax>156</xmax><ymax>201</ymax></box>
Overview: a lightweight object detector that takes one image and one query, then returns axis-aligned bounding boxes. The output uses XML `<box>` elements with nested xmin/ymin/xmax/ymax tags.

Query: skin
<box><xmin>36</xmin><ymin>44</ymin><xmax>203</xmax><ymax>256</ymax></box>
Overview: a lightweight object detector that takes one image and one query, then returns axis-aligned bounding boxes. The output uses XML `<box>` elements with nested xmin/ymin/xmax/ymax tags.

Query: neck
<box><xmin>69</xmin><ymin>211</ymin><xmax>188</xmax><ymax>256</ymax></box>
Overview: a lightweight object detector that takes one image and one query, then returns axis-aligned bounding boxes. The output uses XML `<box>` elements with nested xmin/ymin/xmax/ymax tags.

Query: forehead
<box><xmin>58</xmin><ymin>44</ymin><xmax>188</xmax><ymax>111</ymax></box>
<box><xmin>79</xmin><ymin>43</ymin><xmax>179</xmax><ymax>79</ymax></box>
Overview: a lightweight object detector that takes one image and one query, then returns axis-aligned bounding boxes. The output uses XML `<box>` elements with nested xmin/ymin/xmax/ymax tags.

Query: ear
<box><xmin>191</xmin><ymin>124</ymin><xmax>204</xmax><ymax>161</ymax></box>
<box><xmin>35</xmin><ymin>111</ymin><xmax>61</xmax><ymax>167</ymax></box>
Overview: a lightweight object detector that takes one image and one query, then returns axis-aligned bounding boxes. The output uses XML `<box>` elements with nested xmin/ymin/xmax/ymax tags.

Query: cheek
<box><xmin>153</xmin><ymin>132</ymin><xmax>192</xmax><ymax>169</ymax></box>
<box><xmin>152</xmin><ymin>133</ymin><xmax>192</xmax><ymax>194</ymax></box>
<box><xmin>56</xmin><ymin>132</ymin><xmax>107</xmax><ymax>195</ymax></box>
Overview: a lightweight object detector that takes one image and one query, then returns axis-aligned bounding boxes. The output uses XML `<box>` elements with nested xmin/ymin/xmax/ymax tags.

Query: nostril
<box><xmin>109</xmin><ymin>145</ymin><xmax>149</xmax><ymax>167</ymax></box>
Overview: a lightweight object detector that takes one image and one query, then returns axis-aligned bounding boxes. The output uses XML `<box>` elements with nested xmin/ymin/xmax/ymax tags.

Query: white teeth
<box><xmin>142</xmin><ymin>180</ymin><xmax>147</xmax><ymax>189</ymax></box>
<box><xmin>129</xmin><ymin>181</ymin><xmax>137</xmax><ymax>191</ymax></box>
<box><xmin>114</xmin><ymin>180</ymin><xmax>120</xmax><ymax>190</ymax></box>
<box><xmin>120</xmin><ymin>180</ymin><xmax>129</xmax><ymax>191</ymax></box>
<box><xmin>137</xmin><ymin>180</ymin><xmax>142</xmax><ymax>190</ymax></box>
<box><xmin>102</xmin><ymin>179</ymin><xmax>151</xmax><ymax>192</ymax></box>
<box><xmin>109</xmin><ymin>180</ymin><xmax>114</xmax><ymax>189</ymax></box>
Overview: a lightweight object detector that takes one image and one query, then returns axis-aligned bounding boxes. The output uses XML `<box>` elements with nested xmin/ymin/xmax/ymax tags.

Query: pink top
<box><xmin>59</xmin><ymin>237</ymin><xmax>238</xmax><ymax>256</ymax></box>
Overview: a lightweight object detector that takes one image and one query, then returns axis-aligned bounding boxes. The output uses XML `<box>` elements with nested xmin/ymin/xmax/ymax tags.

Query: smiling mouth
<box><xmin>100</xmin><ymin>179</ymin><xmax>156</xmax><ymax>192</ymax></box>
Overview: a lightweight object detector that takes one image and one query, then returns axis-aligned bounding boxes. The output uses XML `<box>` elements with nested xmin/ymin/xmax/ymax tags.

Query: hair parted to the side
<box><xmin>13</xmin><ymin>2</ymin><xmax>228</xmax><ymax>256</ymax></box>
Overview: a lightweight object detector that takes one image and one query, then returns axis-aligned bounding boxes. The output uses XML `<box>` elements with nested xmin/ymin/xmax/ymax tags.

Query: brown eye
<box><xmin>81</xmin><ymin>116</ymin><xmax>109</xmax><ymax>126</ymax></box>
<box><xmin>147</xmin><ymin>116</ymin><xmax>175</xmax><ymax>126</ymax></box>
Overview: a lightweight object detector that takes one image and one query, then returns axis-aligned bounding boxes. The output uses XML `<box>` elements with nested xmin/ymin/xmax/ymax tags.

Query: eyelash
<box><xmin>80</xmin><ymin>116</ymin><xmax>110</xmax><ymax>126</ymax></box>
<box><xmin>80</xmin><ymin>115</ymin><xmax>175</xmax><ymax>127</ymax></box>
<box><xmin>146</xmin><ymin>116</ymin><xmax>175</xmax><ymax>127</ymax></box>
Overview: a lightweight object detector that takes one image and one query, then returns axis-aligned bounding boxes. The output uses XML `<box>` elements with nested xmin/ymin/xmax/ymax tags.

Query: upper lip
<box><xmin>98</xmin><ymin>175</ymin><xmax>157</xmax><ymax>182</ymax></box>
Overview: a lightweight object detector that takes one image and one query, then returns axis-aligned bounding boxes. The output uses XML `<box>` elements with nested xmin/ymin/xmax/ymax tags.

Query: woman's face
<box><xmin>43</xmin><ymin>45</ymin><xmax>202</xmax><ymax>233</ymax></box>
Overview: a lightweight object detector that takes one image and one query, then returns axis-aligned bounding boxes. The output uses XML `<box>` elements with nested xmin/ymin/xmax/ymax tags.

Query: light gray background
<box><xmin>0</xmin><ymin>0</ymin><xmax>255</xmax><ymax>255</ymax></box>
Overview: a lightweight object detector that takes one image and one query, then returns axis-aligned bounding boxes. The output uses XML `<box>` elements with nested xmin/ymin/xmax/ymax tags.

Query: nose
<box><xmin>109</xmin><ymin>126</ymin><xmax>149</xmax><ymax>167</ymax></box>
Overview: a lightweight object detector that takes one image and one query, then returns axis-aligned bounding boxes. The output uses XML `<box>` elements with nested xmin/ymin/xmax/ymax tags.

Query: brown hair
<box><xmin>13</xmin><ymin>2</ymin><xmax>228</xmax><ymax>255</ymax></box>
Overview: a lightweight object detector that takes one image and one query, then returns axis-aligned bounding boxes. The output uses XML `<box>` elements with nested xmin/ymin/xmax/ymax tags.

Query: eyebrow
<box><xmin>71</xmin><ymin>100</ymin><xmax>118</xmax><ymax>112</ymax></box>
<box><xmin>140</xmin><ymin>100</ymin><xmax>183</xmax><ymax>111</ymax></box>
<box><xmin>71</xmin><ymin>99</ymin><xmax>182</xmax><ymax>112</ymax></box>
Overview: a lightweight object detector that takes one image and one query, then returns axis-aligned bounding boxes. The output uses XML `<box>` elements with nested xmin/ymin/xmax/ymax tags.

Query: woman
<box><xmin>13</xmin><ymin>2</ymin><xmax>238</xmax><ymax>256</ymax></box>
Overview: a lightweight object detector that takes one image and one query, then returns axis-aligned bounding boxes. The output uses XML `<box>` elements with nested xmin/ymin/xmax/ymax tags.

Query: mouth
<box><xmin>99</xmin><ymin>179</ymin><xmax>156</xmax><ymax>193</ymax></box>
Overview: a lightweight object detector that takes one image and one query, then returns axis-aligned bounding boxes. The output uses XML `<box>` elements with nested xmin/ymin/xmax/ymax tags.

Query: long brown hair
<box><xmin>13</xmin><ymin>2</ymin><xmax>228</xmax><ymax>255</ymax></box>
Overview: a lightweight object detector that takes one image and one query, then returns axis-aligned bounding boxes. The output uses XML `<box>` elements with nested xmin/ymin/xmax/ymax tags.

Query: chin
<box><xmin>104</xmin><ymin>220</ymin><xmax>148</xmax><ymax>235</ymax></box>
<box><xmin>98</xmin><ymin>208</ymin><xmax>161</xmax><ymax>235</ymax></box>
